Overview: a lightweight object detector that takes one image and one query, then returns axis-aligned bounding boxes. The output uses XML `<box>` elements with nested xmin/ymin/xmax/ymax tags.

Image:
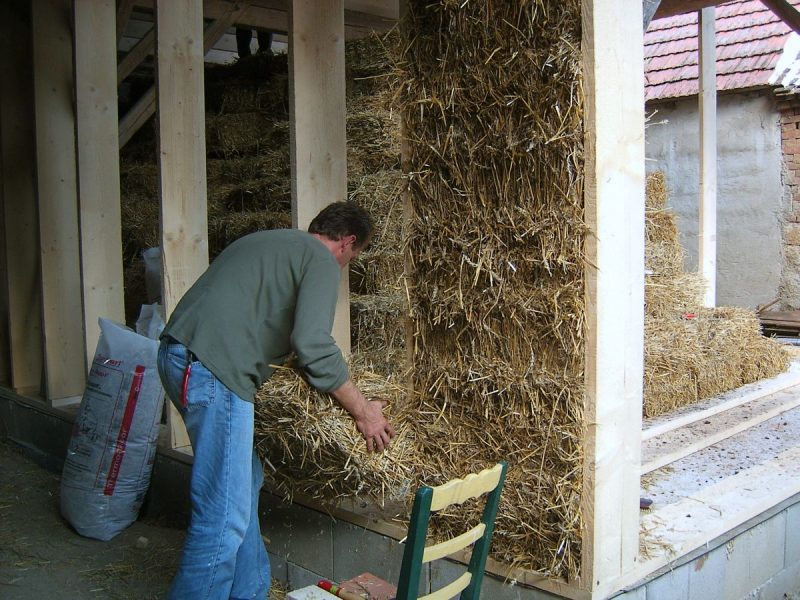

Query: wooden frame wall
<box><xmin>0</xmin><ymin>0</ymin><xmax>43</xmax><ymax>396</ymax></box>
<box><xmin>155</xmin><ymin>0</ymin><xmax>209</xmax><ymax>448</ymax></box>
<box><xmin>581</xmin><ymin>0</ymin><xmax>646</xmax><ymax>596</ymax></box>
<box><xmin>32</xmin><ymin>0</ymin><xmax>85</xmax><ymax>403</ymax></box>
<box><xmin>288</xmin><ymin>0</ymin><xmax>350</xmax><ymax>354</ymax></box>
<box><xmin>75</xmin><ymin>0</ymin><xmax>126</xmax><ymax>360</ymax></box>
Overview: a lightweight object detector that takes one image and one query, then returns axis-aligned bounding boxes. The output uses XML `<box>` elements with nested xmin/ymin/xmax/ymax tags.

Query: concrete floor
<box><xmin>0</xmin><ymin>439</ymin><xmax>287</xmax><ymax>600</ymax></box>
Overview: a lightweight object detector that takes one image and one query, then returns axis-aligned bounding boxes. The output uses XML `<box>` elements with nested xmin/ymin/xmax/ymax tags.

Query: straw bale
<box><xmin>642</xmin><ymin>173</ymin><xmax>790</xmax><ymax>417</ymax></box>
<box><xmin>349</xmin><ymin>170</ymin><xmax>406</xmax><ymax>294</ymax></box>
<box><xmin>393</xmin><ymin>0</ymin><xmax>585</xmax><ymax>579</ymax></box>
<box><xmin>350</xmin><ymin>292</ymin><xmax>407</xmax><ymax>377</ymax></box>
<box><xmin>206</xmin><ymin>113</ymin><xmax>288</xmax><ymax>157</ymax></box>
<box><xmin>254</xmin><ymin>360</ymin><xmax>419</xmax><ymax>505</ymax></box>
<box><xmin>345</xmin><ymin>32</ymin><xmax>396</xmax><ymax>98</ymax></box>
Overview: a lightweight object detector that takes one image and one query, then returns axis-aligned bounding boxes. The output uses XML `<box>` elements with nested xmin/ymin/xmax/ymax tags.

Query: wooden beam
<box><xmin>699</xmin><ymin>7</ymin><xmax>717</xmax><ymax>308</ymax></box>
<box><xmin>581</xmin><ymin>0</ymin><xmax>646</xmax><ymax>594</ymax></box>
<box><xmin>75</xmin><ymin>0</ymin><xmax>126</xmax><ymax>363</ymax></box>
<box><xmin>762</xmin><ymin>0</ymin><xmax>800</xmax><ymax>35</ymax></box>
<box><xmin>653</xmin><ymin>0</ymin><xmax>718</xmax><ymax>20</ymax></box>
<box><xmin>119</xmin><ymin>86</ymin><xmax>156</xmax><ymax>148</ymax></box>
<box><xmin>155</xmin><ymin>0</ymin><xmax>209</xmax><ymax>448</ymax></box>
<box><xmin>32</xmin><ymin>0</ymin><xmax>86</xmax><ymax>402</ymax></box>
<box><xmin>0</xmin><ymin>1</ymin><xmax>43</xmax><ymax>395</ymax></box>
<box><xmin>117</xmin><ymin>0</ymin><xmax>136</xmax><ymax>43</ymax></box>
<box><xmin>119</xmin><ymin>0</ymin><xmax>250</xmax><ymax>148</ymax></box>
<box><xmin>131</xmin><ymin>0</ymin><xmax>396</xmax><ymax>36</ymax></box>
<box><xmin>289</xmin><ymin>0</ymin><xmax>350</xmax><ymax>354</ymax></box>
<box><xmin>118</xmin><ymin>28</ymin><xmax>154</xmax><ymax>85</ymax></box>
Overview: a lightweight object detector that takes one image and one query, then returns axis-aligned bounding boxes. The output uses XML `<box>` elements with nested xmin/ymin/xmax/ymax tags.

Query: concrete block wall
<box><xmin>614</xmin><ymin>503</ymin><xmax>800</xmax><ymax>600</ymax></box>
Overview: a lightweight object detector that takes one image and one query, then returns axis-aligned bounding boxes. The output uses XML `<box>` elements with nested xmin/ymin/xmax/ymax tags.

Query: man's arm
<box><xmin>330</xmin><ymin>379</ymin><xmax>396</xmax><ymax>452</ymax></box>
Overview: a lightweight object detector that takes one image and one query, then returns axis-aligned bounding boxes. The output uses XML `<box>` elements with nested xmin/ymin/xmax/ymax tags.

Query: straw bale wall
<box><xmin>643</xmin><ymin>172</ymin><xmax>788</xmax><ymax>416</ymax></box>
<box><xmin>390</xmin><ymin>0</ymin><xmax>586</xmax><ymax>579</ymax></box>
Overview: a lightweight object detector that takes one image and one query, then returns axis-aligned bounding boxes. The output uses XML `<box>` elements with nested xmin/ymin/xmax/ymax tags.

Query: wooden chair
<box><xmin>394</xmin><ymin>461</ymin><xmax>508</xmax><ymax>600</ymax></box>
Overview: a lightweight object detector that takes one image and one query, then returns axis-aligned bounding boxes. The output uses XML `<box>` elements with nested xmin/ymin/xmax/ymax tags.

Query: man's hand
<box><xmin>330</xmin><ymin>379</ymin><xmax>397</xmax><ymax>453</ymax></box>
<box><xmin>354</xmin><ymin>399</ymin><xmax>396</xmax><ymax>453</ymax></box>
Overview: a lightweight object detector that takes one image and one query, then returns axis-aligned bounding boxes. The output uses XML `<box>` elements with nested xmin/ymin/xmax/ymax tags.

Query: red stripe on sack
<box><xmin>104</xmin><ymin>365</ymin><xmax>145</xmax><ymax>496</ymax></box>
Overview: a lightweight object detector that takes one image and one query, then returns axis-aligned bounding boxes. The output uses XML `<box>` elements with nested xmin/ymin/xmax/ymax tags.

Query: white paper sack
<box><xmin>60</xmin><ymin>318</ymin><xmax>165</xmax><ymax>541</ymax></box>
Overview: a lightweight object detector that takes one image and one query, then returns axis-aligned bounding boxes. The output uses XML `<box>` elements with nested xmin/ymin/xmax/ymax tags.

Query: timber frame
<box><xmin>1</xmin><ymin>1</ymin><xmax>799</xmax><ymax>598</ymax></box>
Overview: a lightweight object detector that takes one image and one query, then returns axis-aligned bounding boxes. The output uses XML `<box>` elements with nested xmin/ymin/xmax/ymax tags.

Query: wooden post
<box><xmin>581</xmin><ymin>0</ymin><xmax>646</xmax><ymax>595</ymax></box>
<box><xmin>0</xmin><ymin>1</ymin><xmax>43</xmax><ymax>396</ymax></box>
<box><xmin>74</xmin><ymin>0</ymin><xmax>126</xmax><ymax>364</ymax></box>
<box><xmin>32</xmin><ymin>0</ymin><xmax>85</xmax><ymax>403</ymax></box>
<box><xmin>156</xmin><ymin>0</ymin><xmax>209</xmax><ymax>448</ymax></box>
<box><xmin>289</xmin><ymin>0</ymin><xmax>350</xmax><ymax>354</ymax></box>
<box><xmin>699</xmin><ymin>7</ymin><xmax>717</xmax><ymax>308</ymax></box>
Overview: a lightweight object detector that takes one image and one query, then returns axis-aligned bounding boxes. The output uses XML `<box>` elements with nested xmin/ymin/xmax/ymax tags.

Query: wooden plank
<box><xmin>698</xmin><ymin>7</ymin><xmax>717</xmax><ymax>308</ymax></box>
<box><xmin>653</xmin><ymin>0</ymin><xmax>718</xmax><ymax>19</ymax></box>
<box><xmin>119</xmin><ymin>86</ymin><xmax>157</xmax><ymax>148</ymax></box>
<box><xmin>642</xmin><ymin>386</ymin><xmax>800</xmax><ymax>473</ymax></box>
<box><xmin>759</xmin><ymin>310</ymin><xmax>800</xmax><ymax>323</ymax></box>
<box><xmin>75</xmin><ymin>0</ymin><xmax>126</xmax><ymax>363</ymax></box>
<box><xmin>32</xmin><ymin>0</ymin><xmax>86</xmax><ymax>401</ymax></box>
<box><xmin>156</xmin><ymin>0</ymin><xmax>209</xmax><ymax>449</ymax></box>
<box><xmin>642</xmin><ymin>361</ymin><xmax>800</xmax><ymax>441</ymax></box>
<box><xmin>131</xmin><ymin>0</ymin><xmax>396</xmax><ymax>36</ymax></box>
<box><xmin>289</xmin><ymin>0</ymin><xmax>350</xmax><ymax>354</ymax></box>
<box><xmin>117</xmin><ymin>0</ymin><xmax>136</xmax><ymax>43</ymax></box>
<box><xmin>581</xmin><ymin>0</ymin><xmax>646</xmax><ymax>593</ymax></box>
<box><xmin>0</xmin><ymin>146</ymin><xmax>7</xmax><ymax>385</ymax></box>
<box><xmin>118</xmin><ymin>28</ymin><xmax>154</xmax><ymax>85</ymax></box>
<box><xmin>758</xmin><ymin>0</ymin><xmax>800</xmax><ymax>35</ymax></box>
<box><xmin>0</xmin><ymin>1</ymin><xmax>44</xmax><ymax>394</ymax></box>
<box><xmin>119</xmin><ymin>1</ymin><xmax>249</xmax><ymax>149</ymax></box>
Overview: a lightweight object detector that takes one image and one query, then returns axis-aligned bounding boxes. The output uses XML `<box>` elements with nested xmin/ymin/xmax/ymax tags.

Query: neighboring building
<box><xmin>644</xmin><ymin>0</ymin><xmax>800</xmax><ymax>309</ymax></box>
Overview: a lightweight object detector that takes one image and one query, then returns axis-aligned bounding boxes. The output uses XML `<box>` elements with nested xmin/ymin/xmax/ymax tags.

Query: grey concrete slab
<box><xmin>723</xmin><ymin>514</ymin><xmax>787</xmax><ymax>598</ymax></box>
<box><xmin>331</xmin><ymin>520</ymin><xmax>411</xmax><ymax>589</ymax></box>
<box><xmin>687</xmin><ymin>544</ymin><xmax>727</xmax><ymax>600</ymax></box>
<box><xmin>287</xmin><ymin>561</ymin><xmax>327</xmax><ymax>592</ymax></box>
<box><xmin>262</xmin><ymin>498</ymin><xmax>334</xmax><ymax>576</ymax></box>
<box><xmin>743</xmin><ymin>559</ymin><xmax>800</xmax><ymax>600</ymax></box>
<box><xmin>645</xmin><ymin>562</ymin><xmax>690</xmax><ymax>600</ymax></box>
<box><xmin>787</xmin><ymin>503</ymin><xmax>800</xmax><ymax>566</ymax></box>
<box><xmin>268</xmin><ymin>550</ymin><xmax>289</xmax><ymax>583</ymax></box>
<box><xmin>479</xmin><ymin>570</ymin><xmax>564</xmax><ymax>600</ymax></box>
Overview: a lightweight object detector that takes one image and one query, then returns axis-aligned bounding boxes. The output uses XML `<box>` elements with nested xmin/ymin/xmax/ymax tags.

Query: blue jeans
<box><xmin>157</xmin><ymin>338</ymin><xmax>271</xmax><ymax>600</ymax></box>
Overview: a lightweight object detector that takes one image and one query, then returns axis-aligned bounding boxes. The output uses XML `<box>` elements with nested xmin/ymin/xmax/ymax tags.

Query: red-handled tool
<box><xmin>180</xmin><ymin>361</ymin><xmax>192</xmax><ymax>407</ymax></box>
<box><xmin>317</xmin><ymin>580</ymin><xmax>365</xmax><ymax>600</ymax></box>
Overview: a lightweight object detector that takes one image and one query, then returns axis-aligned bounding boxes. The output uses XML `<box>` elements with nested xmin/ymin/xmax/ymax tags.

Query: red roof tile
<box><xmin>644</xmin><ymin>0</ymin><xmax>800</xmax><ymax>100</ymax></box>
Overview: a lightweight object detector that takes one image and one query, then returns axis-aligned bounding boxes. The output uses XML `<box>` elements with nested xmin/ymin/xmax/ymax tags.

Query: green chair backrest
<box><xmin>395</xmin><ymin>462</ymin><xmax>508</xmax><ymax>600</ymax></box>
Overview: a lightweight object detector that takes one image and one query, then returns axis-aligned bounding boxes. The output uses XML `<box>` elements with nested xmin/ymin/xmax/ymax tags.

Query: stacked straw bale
<box><xmin>643</xmin><ymin>172</ymin><xmax>788</xmax><ymax>416</ymax></box>
<box><xmin>391</xmin><ymin>0</ymin><xmax>586</xmax><ymax>579</ymax></box>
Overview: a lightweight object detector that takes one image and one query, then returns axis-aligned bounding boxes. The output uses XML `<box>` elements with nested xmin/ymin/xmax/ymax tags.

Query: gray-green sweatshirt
<box><xmin>161</xmin><ymin>229</ymin><xmax>350</xmax><ymax>401</ymax></box>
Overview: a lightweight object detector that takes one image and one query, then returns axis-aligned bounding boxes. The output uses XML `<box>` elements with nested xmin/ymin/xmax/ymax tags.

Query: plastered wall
<box><xmin>644</xmin><ymin>90</ymin><xmax>789</xmax><ymax>309</ymax></box>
